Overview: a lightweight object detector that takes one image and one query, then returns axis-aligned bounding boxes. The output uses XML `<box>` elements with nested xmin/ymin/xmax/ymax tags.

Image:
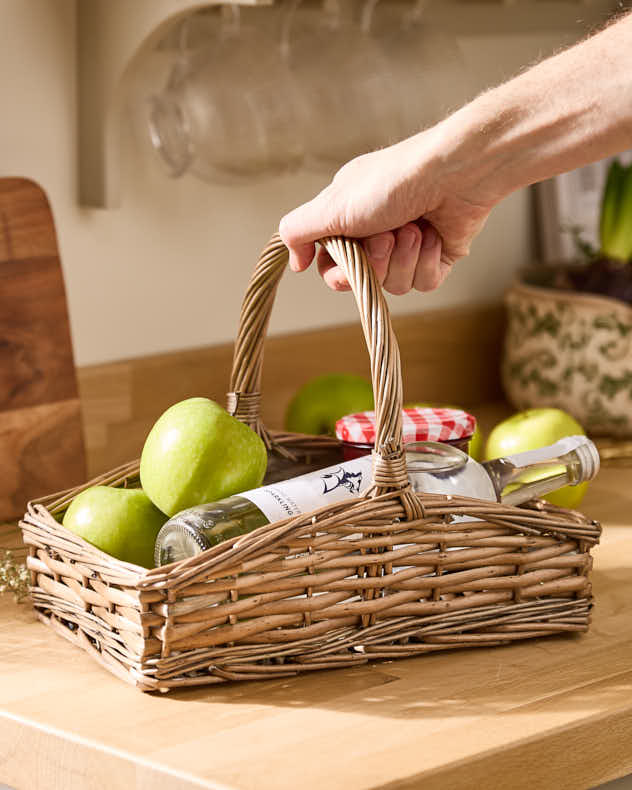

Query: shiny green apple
<box><xmin>285</xmin><ymin>373</ymin><xmax>374</xmax><ymax>436</ymax></box>
<box><xmin>140</xmin><ymin>397</ymin><xmax>267</xmax><ymax>516</ymax></box>
<box><xmin>62</xmin><ymin>486</ymin><xmax>167</xmax><ymax>568</ymax></box>
<box><xmin>484</xmin><ymin>407</ymin><xmax>588</xmax><ymax>508</ymax></box>
<box><xmin>404</xmin><ymin>401</ymin><xmax>483</xmax><ymax>460</ymax></box>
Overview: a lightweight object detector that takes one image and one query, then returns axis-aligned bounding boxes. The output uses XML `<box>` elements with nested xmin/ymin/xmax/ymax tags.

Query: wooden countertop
<box><xmin>1</xmin><ymin>465</ymin><xmax>631</xmax><ymax>790</ymax></box>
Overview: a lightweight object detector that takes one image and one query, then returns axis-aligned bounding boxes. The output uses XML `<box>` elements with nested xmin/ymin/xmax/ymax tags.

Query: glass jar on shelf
<box><xmin>366</xmin><ymin>0</ymin><xmax>471</xmax><ymax>137</ymax></box>
<box><xmin>284</xmin><ymin>0</ymin><xmax>403</xmax><ymax>172</ymax></box>
<box><xmin>144</xmin><ymin>5</ymin><xmax>304</xmax><ymax>184</ymax></box>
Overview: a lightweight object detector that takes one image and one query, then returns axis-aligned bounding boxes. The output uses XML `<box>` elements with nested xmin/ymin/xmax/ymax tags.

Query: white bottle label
<box><xmin>240</xmin><ymin>455</ymin><xmax>374</xmax><ymax>523</ymax></box>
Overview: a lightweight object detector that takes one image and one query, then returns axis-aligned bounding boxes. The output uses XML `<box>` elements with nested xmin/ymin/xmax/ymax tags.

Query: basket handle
<box><xmin>228</xmin><ymin>232</ymin><xmax>420</xmax><ymax>514</ymax></box>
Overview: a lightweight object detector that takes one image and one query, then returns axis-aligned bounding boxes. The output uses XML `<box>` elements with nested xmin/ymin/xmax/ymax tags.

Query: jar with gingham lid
<box><xmin>335</xmin><ymin>406</ymin><xmax>476</xmax><ymax>462</ymax></box>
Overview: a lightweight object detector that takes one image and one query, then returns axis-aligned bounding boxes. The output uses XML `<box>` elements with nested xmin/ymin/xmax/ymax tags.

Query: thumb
<box><xmin>279</xmin><ymin>188</ymin><xmax>340</xmax><ymax>272</ymax></box>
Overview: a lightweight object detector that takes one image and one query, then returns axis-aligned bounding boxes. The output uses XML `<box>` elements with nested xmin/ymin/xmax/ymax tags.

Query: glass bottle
<box><xmin>405</xmin><ymin>435</ymin><xmax>599</xmax><ymax>506</ymax></box>
<box><xmin>154</xmin><ymin>435</ymin><xmax>599</xmax><ymax>566</ymax></box>
<box><xmin>155</xmin><ymin>454</ymin><xmax>374</xmax><ymax>566</ymax></box>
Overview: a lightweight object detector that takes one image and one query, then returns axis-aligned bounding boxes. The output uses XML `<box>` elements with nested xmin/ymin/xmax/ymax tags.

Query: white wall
<box><xmin>0</xmin><ymin>1</ymin><xmax>580</xmax><ymax>366</ymax></box>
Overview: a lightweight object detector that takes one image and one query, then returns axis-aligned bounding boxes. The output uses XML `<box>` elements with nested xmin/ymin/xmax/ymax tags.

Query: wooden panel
<box><xmin>77</xmin><ymin>305</ymin><xmax>505</xmax><ymax>476</ymax></box>
<box><xmin>0</xmin><ymin>178</ymin><xmax>60</xmax><ymax>260</ymax></box>
<box><xmin>0</xmin><ymin>400</ymin><xmax>85</xmax><ymax>519</ymax></box>
<box><xmin>0</xmin><ymin>179</ymin><xmax>86</xmax><ymax>518</ymax></box>
<box><xmin>0</xmin><ymin>256</ymin><xmax>81</xmax><ymax>410</ymax></box>
<box><xmin>0</xmin><ymin>459</ymin><xmax>630</xmax><ymax>790</ymax></box>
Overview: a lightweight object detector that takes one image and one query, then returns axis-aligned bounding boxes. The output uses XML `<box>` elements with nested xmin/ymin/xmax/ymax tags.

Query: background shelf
<box><xmin>77</xmin><ymin>0</ymin><xmax>619</xmax><ymax>208</ymax></box>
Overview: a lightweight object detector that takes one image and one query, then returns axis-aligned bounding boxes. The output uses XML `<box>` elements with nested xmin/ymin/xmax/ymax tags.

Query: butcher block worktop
<box><xmin>1</xmin><ymin>461</ymin><xmax>631</xmax><ymax>790</ymax></box>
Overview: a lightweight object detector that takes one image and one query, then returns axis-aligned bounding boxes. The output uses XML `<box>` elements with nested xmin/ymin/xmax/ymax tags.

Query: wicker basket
<box><xmin>20</xmin><ymin>235</ymin><xmax>602</xmax><ymax>692</ymax></box>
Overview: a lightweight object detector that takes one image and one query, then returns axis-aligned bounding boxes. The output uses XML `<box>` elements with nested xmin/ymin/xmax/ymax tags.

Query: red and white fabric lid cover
<box><xmin>335</xmin><ymin>407</ymin><xmax>476</xmax><ymax>445</ymax></box>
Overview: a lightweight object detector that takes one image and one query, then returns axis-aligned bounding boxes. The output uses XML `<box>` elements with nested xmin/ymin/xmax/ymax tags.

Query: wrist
<box><xmin>436</xmin><ymin>89</ymin><xmax>529</xmax><ymax>204</ymax></box>
<box><xmin>384</xmin><ymin>114</ymin><xmax>508</xmax><ymax>215</ymax></box>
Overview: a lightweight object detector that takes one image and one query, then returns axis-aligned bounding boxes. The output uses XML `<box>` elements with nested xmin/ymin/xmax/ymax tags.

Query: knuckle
<box><xmin>401</xmin><ymin>222</ymin><xmax>421</xmax><ymax>241</ymax></box>
<box><xmin>384</xmin><ymin>280</ymin><xmax>410</xmax><ymax>296</ymax></box>
<box><xmin>278</xmin><ymin>213</ymin><xmax>293</xmax><ymax>242</ymax></box>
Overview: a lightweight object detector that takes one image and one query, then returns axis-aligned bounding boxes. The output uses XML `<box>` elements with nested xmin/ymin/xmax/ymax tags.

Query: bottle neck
<box><xmin>481</xmin><ymin>435</ymin><xmax>600</xmax><ymax>506</ymax></box>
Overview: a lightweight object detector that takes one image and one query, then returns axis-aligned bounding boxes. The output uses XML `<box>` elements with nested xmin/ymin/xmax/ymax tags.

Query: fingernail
<box><xmin>399</xmin><ymin>228</ymin><xmax>417</xmax><ymax>250</ymax></box>
<box><xmin>368</xmin><ymin>236</ymin><xmax>392</xmax><ymax>259</ymax></box>
<box><xmin>421</xmin><ymin>226</ymin><xmax>439</xmax><ymax>251</ymax></box>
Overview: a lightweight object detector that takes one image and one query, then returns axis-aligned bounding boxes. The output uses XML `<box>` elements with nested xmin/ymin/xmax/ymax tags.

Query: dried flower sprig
<box><xmin>0</xmin><ymin>550</ymin><xmax>30</xmax><ymax>602</ymax></box>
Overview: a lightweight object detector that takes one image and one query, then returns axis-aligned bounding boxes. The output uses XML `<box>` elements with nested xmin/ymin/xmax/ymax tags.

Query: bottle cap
<box><xmin>573</xmin><ymin>438</ymin><xmax>601</xmax><ymax>481</ymax></box>
<box><xmin>336</xmin><ymin>407</ymin><xmax>476</xmax><ymax>446</ymax></box>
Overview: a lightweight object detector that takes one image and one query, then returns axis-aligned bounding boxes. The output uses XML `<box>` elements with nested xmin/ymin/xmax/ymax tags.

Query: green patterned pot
<box><xmin>503</xmin><ymin>272</ymin><xmax>632</xmax><ymax>436</ymax></box>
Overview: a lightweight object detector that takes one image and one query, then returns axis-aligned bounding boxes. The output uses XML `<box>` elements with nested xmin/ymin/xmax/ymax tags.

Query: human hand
<box><xmin>279</xmin><ymin>125</ymin><xmax>500</xmax><ymax>294</ymax></box>
<box><xmin>282</xmin><ymin>10</ymin><xmax>632</xmax><ymax>295</ymax></box>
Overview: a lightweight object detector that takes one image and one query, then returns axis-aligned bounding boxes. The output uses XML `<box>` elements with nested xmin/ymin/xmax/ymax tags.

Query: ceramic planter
<box><xmin>502</xmin><ymin>274</ymin><xmax>632</xmax><ymax>436</ymax></box>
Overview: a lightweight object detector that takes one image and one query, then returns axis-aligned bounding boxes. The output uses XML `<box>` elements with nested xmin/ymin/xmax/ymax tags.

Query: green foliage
<box><xmin>599</xmin><ymin>159</ymin><xmax>632</xmax><ymax>263</ymax></box>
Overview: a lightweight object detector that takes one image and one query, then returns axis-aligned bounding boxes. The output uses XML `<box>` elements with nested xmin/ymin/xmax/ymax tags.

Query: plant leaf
<box><xmin>600</xmin><ymin>159</ymin><xmax>625</xmax><ymax>258</ymax></box>
<box><xmin>605</xmin><ymin>162</ymin><xmax>632</xmax><ymax>263</ymax></box>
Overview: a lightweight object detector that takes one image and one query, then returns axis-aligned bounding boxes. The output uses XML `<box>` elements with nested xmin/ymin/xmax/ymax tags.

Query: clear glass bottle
<box><xmin>155</xmin><ymin>454</ymin><xmax>374</xmax><ymax>566</ymax></box>
<box><xmin>405</xmin><ymin>435</ymin><xmax>599</xmax><ymax>506</ymax></box>
<box><xmin>154</xmin><ymin>435</ymin><xmax>600</xmax><ymax>567</ymax></box>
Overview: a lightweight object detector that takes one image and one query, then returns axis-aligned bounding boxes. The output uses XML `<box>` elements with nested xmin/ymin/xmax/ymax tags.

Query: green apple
<box><xmin>404</xmin><ymin>401</ymin><xmax>483</xmax><ymax>461</ymax></box>
<box><xmin>62</xmin><ymin>486</ymin><xmax>167</xmax><ymax>568</ymax></box>
<box><xmin>285</xmin><ymin>373</ymin><xmax>374</xmax><ymax>436</ymax></box>
<box><xmin>140</xmin><ymin>397</ymin><xmax>267</xmax><ymax>516</ymax></box>
<box><xmin>468</xmin><ymin>425</ymin><xmax>484</xmax><ymax>462</ymax></box>
<box><xmin>484</xmin><ymin>407</ymin><xmax>588</xmax><ymax>508</ymax></box>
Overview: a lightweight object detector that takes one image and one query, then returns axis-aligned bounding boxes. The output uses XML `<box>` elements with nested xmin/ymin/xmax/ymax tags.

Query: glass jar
<box><xmin>284</xmin><ymin>0</ymin><xmax>403</xmax><ymax>171</ymax></box>
<box><xmin>144</xmin><ymin>6</ymin><xmax>303</xmax><ymax>184</ymax></box>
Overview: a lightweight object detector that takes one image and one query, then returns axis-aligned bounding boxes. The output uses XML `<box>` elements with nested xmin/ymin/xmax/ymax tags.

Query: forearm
<box><xmin>280</xmin><ymin>13</ymin><xmax>632</xmax><ymax>291</ymax></box>
<box><xmin>436</xmin><ymin>12</ymin><xmax>632</xmax><ymax>203</ymax></box>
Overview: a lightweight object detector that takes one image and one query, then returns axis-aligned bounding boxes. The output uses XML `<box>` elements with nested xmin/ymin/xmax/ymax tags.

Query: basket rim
<box><xmin>23</xmin><ymin>484</ymin><xmax>601</xmax><ymax>592</ymax></box>
<box><xmin>22</xmin><ymin>501</ymin><xmax>151</xmax><ymax>579</ymax></box>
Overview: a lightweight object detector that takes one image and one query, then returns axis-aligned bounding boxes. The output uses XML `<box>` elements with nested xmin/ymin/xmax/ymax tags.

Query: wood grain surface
<box><xmin>0</xmin><ymin>452</ymin><xmax>630</xmax><ymax>790</ymax></box>
<box><xmin>0</xmin><ymin>179</ymin><xmax>85</xmax><ymax>519</ymax></box>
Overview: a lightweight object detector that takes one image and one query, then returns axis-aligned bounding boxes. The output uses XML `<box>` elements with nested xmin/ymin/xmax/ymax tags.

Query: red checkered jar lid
<box><xmin>335</xmin><ymin>407</ymin><xmax>476</xmax><ymax>446</ymax></box>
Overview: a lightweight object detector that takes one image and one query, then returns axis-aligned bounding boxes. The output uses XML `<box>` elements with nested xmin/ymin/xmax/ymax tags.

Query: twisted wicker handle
<box><xmin>228</xmin><ymin>233</ymin><xmax>420</xmax><ymax>515</ymax></box>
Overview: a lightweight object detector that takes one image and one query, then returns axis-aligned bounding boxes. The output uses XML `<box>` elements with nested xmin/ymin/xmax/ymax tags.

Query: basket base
<box><xmin>31</xmin><ymin>594</ymin><xmax>593</xmax><ymax>693</ymax></box>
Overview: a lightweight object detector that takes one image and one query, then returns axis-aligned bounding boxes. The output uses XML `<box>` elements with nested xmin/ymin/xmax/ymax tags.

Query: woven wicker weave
<box><xmin>20</xmin><ymin>234</ymin><xmax>601</xmax><ymax>692</ymax></box>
